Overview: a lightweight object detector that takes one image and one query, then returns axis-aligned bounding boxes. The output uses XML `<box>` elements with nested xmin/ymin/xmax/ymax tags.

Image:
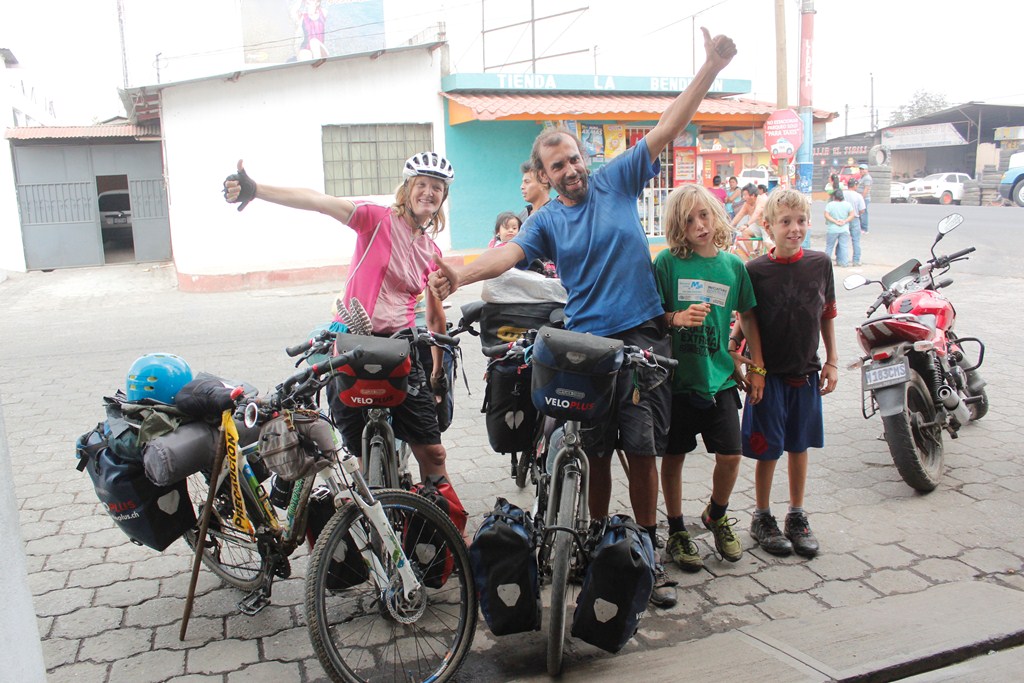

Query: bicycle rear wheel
<box><xmin>306</xmin><ymin>490</ymin><xmax>477</xmax><ymax>683</ymax></box>
<box><xmin>546</xmin><ymin>469</ymin><xmax>578</xmax><ymax>676</ymax></box>
<box><xmin>183</xmin><ymin>471</ymin><xmax>266</xmax><ymax>591</ymax></box>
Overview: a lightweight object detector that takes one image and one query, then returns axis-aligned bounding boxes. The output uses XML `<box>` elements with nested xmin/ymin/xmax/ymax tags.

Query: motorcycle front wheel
<box><xmin>881</xmin><ymin>369</ymin><xmax>944</xmax><ymax>492</ymax></box>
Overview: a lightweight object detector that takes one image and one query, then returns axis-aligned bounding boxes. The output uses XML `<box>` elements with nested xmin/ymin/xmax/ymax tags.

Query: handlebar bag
<box><xmin>479</xmin><ymin>301</ymin><xmax>563</xmax><ymax>347</ymax></box>
<box><xmin>258</xmin><ymin>410</ymin><xmax>336</xmax><ymax>481</ymax></box>
<box><xmin>482</xmin><ymin>357</ymin><xmax>537</xmax><ymax>453</ymax></box>
<box><xmin>469</xmin><ymin>497</ymin><xmax>541</xmax><ymax>636</ymax></box>
<box><xmin>76</xmin><ymin>424</ymin><xmax>196</xmax><ymax>551</ymax></box>
<box><xmin>531</xmin><ymin>327</ymin><xmax>624</xmax><ymax>422</ymax></box>
<box><xmin>571</xmin><ymin>514</ymin><xmax>655</xmax><ymax>653</ymax></box>
<box><xmin>333</xmin><ymin>334</ymin><xmax>412</xmax><ymax>408</ymax></box>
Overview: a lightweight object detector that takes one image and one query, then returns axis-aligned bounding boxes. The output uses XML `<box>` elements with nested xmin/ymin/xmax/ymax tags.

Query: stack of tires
<box><xmin>1000</xmin><ymin>147</ymin><xmax>1016</xmax><ymax>173</ymax></box>
<box><xmin>979</xmin><ymin>165</ymin><xmax>1005</xmax><ymax>206</ymax></box>
<box><xmin>868</xmin><ymin>165</ymin><xmax>891</xmax><ymax>204</ymax></box>
<box><xmin>960</xmin><ymin>179</ymin><xmax>981</xmax><ymax>206</ymax></box>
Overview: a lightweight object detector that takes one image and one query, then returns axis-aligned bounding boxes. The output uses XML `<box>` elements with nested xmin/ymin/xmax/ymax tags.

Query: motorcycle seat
<box><xmin>866</xmin><ymin>312</ymin><xmax>937</xmax><ymax>333</ymax></box>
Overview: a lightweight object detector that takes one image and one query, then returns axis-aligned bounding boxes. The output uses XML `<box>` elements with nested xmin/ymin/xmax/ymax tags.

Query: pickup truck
<box><xmin>999</xmin><ymin>151</ymin><xmax>1024</xmax><ymax>207</ymax></box>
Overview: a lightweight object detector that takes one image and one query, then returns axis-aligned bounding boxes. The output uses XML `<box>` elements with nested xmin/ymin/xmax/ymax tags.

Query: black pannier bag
<box><xmin>571</xmin><ymin>515</ymin><xmax>655</xmax><ymax>653</ymax></box>
<box><xmin>77</xmin><ymin>424</ymin><xmax>196</xmax><ymax>551</ymax></box>
<box><xmin>479</xmin><ymin>302</ymin><xmax>561</xmax><ymax>348</ymax></box>
<box><xmin>482</xmin><ymin>357</ymin><xmax>537</xmax><ymax>454</ymax></box>
<box><xmin>470</xmin><ymin>498</ymin><xmax>541</xmax><ymax>636</ymax></box>
<box><xmin>531</xmin><ymin>327</ymin><xmax>624</xmax><ymax>422</ymax></box>
<box><xmin>304</xmin><ymin>486</ymin><xmax>369</xmax><ymax>590</ymax></box>
<box><xmin>333</xmin><ymin>334</ymin><xmax>412</xmax><ymax>408</ymax></box>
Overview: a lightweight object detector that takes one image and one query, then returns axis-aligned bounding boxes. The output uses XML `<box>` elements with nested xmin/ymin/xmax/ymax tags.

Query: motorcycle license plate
<box><xmin>863</xmin><ymin>359</ymin><xmax>909</xmax><ymax>390</ymax></box>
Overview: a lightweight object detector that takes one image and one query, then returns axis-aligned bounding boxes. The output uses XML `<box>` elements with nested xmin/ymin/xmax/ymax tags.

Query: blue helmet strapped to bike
<box><xmin>126</xmin><ymin>353</ymin><xmax>193</xmax><ymax>404</ymax></box>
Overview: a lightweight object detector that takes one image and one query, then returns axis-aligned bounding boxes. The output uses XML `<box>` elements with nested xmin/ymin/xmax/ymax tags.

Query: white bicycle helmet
<box><xmin>403</xmin><ymin>152</ymin><xmax>455</xmax><ymax>184</ymax></box>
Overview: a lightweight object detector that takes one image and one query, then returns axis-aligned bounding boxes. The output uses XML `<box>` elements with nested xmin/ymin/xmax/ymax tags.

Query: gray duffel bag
<box><xmin>143</xmin><ymin>420</ymin><xmax>220</xmax><ymax>487</ymax></box>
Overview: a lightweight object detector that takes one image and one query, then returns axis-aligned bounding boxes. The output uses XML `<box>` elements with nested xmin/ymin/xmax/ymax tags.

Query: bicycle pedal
<box><xmin>238</xmin><ymin>590</ymin><xmax>270</xmax><ymax>616</ymax></box>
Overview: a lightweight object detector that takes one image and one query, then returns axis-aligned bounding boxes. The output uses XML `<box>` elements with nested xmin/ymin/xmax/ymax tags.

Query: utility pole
<box><xmin>795</xmin><ymin>0</ymin><xmax>816</xmax><ymax>196</ymax></box>
<box><xmin>870</xmin><ymin>72</ymin><xmax>876</xmax><ymax>131</ymax></box>
<box><xmin>774</xmin><ymin>0</ymin><xmax>789</xmax><ymax>187</ymax></box>
<box><xmin>117</xmin><ymin>0</ymin><xmax>129</xmax><ymax>88</ymax></box>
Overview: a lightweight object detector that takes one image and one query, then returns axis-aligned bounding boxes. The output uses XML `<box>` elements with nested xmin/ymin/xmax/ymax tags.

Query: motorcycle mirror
<box><xmin>843</xmin><ymin>274</ymin><xmax>869</xmax><ymax>290</ymax></box>
<box><xmin>937</xmin><ymin>213</ymin><xmax>964</xmax><ymax>235</ymax></box>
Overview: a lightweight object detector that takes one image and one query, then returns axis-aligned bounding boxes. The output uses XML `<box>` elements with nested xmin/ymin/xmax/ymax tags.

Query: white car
<box><xmin>905</xmin><ymin>172</ymin><xmax>971</xmax><ymax>205</ymax></box>
<box><xmin>890</xmin><ymin>181</ymin><xmax>911</xmax><ymax>203</ymax></box>
<box><xmin>98</xmin><ymin>189</ymin><xmax>133</xmax><ymax>245</ymax></box>
<box><xmin>736</xmin><ymin>166</ymin><xmax>777</xmax><ymax>189</ymax></box>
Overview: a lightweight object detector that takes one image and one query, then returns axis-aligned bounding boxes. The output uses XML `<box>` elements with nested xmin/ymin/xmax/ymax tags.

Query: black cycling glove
<box><xmin>224</xmin><ymin>167</ymin><xmax>257</xmax><ymax>211</ymax></box>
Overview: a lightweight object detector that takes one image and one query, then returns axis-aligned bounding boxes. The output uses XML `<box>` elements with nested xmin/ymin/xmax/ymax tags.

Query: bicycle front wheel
<box><xmin>183</xmin><ymin>471</ymin><xmax>266</xmax><ymax>591</ymax></box>
<box><xmin>306</xmin><ymin>490</ymin><xmax>477</xmax><ymax>683</ymax></box>
<box><xmin>365</xmin><ymin>441</ymin><xmax>388</xmax><ymax>489</ymax></box>
<box><xmin>546</xmin><ymin>469</ymin><xmax>579</xmax><ymax>676</ymax></box>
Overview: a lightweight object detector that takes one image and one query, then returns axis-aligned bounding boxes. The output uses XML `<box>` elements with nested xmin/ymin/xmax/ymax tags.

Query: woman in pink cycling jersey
<box><xmin>222</xmin><ymin>153</ymin><xmax>456</xmax><ymax>482</ymax></box>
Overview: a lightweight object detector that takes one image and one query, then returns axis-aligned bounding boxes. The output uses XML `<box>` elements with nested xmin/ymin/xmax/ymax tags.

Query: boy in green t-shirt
<box><xmin>653</xmin><ymin>184</ymin><xmax>766</xmax><ymax>570</ymax></box>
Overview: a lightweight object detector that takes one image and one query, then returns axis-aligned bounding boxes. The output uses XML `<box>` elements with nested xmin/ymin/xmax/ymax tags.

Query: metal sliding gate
<box><xmin>12</xmin><ymin>142</ymin><xmax>170</xmax><ymax>270</ymax></box>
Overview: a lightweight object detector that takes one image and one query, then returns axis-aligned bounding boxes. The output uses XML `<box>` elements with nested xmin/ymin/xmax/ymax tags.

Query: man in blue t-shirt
<box><xmin>430</xmin><ymin>27</ymin><xmax>737</xmax><ymax>609</ymax></box>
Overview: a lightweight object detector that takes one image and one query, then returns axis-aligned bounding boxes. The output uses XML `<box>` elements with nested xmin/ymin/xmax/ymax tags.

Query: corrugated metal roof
<box><xmin>442</xmin><ymin>92</ymin><xmax>836</xmax><ymax>122</ymax></box>
<box><xmin>4</xmin><ymin>123</ymin><xmax>161</xmax><ymax>141</ymax></box>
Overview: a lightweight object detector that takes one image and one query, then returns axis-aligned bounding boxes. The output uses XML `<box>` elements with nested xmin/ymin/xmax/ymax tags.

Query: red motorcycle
<box><xmin>844</xmin><ymin>214</ymin><xmax>988</xmax><ymax>492</ymax></box>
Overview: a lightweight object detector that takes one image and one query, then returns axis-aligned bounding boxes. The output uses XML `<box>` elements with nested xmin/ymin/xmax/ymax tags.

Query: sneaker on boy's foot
<box><xmin>666</xmin><ymin>530</ymin><xmax>703</xmax><ymax>572</ymax></box>
<box><xmin>784</xmin><ymin>511</ymin><xmax>819</xmax><ymax>558</ymax></box>
<box><xmin>649</xmin><ymin>563</ymin><xmax>678</xmax><ymax>608</ymax></box>
<box><xmin>701</xmin><ymin>504</ymin><xmax>742</xmax><ymax>562</ymax></box>
<box><xmin>749</xmin><ymin>514</ymin><xmax>793</xmax><ymax>556</ymax></box>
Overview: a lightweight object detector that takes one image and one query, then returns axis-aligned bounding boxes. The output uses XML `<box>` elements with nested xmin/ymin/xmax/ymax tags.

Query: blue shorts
<box><xmin>741</xmin><ymin>373</ymin><xmax>823</xmax><ymax>460</ymax></box>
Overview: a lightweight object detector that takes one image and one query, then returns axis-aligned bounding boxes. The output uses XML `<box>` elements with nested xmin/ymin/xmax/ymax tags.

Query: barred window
<box><xmin>322</xmin><ymin>124</ymin><xmax>433</xmax><ymax>196</ymax></box>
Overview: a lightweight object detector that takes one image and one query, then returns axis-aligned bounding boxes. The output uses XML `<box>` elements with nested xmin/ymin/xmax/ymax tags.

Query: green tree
<box><xmin>888</xmin><ymin>90</ymin><xmax>949</xmax><ymax>125</ymax></box>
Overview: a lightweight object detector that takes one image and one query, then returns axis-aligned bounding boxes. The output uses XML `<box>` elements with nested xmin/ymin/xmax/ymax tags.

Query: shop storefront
<box><xmin>441</xmin><ymin>73</ymin><xmax>833</xmax><ymax>249</ymax></box>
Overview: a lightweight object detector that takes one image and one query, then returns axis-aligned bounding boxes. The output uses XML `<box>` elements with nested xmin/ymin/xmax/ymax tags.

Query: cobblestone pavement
<box><xmin>2</xmin><ymin>222</ymin><xmax>1023</xmax><ymax>682</ymax></box>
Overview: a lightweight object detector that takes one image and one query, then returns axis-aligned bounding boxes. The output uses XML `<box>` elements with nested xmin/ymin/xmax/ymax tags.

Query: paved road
<box><xmin>2</xmin><ymin>203</ymin><xmax>1023</xmax><ymax>681</ymax></box>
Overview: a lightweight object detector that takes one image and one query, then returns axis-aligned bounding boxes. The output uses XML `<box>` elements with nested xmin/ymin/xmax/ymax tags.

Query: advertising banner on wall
<box><xmin>604</xmin><ymin>125</ymin><xmax>626</xmax><ymax>159</ymax></box>
<box><xmin>881</xmin><ymin>123</ymin><xmax>966</xmax><ymax>150</ymax></box>
<box><xmin>242</xmin><ymin>0</ymin><xmax>385</xmax><ymax>65</ymax></box>
<box><xmin>673</xmin><ymin>147</ymin><xmax>697</xmax><ymax>186</ymax></box>
<box><xmin>582</xmin><ymin>124</ymin><xmax>605</xmax><ymax>162</ymax></box>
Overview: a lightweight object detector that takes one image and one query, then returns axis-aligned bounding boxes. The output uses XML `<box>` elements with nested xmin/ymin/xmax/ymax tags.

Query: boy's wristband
<box><xmin>728</xmin><ymin>337</ymin><xmax>740</xmax><ymax>351</ymax></box>
<box><xmin>747</xmin><ymin>365</ymin><xmax>767</xmax><ymax>377</ymax></box>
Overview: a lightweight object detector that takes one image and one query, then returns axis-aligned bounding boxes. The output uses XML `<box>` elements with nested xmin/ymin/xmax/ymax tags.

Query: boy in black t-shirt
<box><xmin>736</xmin><ymin>190</ymin><xmax>839</xmax><ymax>558</ymax></box>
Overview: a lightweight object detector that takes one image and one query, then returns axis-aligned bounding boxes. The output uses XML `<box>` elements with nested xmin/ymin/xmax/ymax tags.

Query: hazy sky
<box><xmin>4</xmin><ymin>0</ymin><xmax>1021</xmax><ymax>137</ymax></box>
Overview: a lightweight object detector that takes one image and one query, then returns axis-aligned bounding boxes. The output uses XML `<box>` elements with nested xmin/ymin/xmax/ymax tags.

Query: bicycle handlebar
<box><xmin>281</xmin><ymin>347</ymin><xmax>363</xmax><ymax>394</ymax></box>
<box><xmin>482</xmin><ymin>342</ymin><xmax>517</xmax><ymax>358</ymax></box>
<box><xmin>426</xmin><ymin>330</ymin><xmax>460</xmax><ymax>347</ymax></box>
